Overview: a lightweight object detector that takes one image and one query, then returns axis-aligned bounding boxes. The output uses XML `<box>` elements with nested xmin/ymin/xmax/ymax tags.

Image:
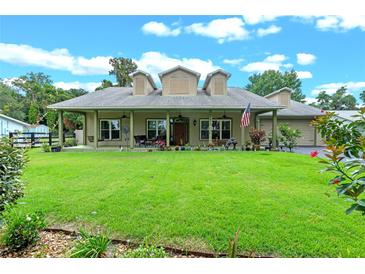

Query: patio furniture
<box><xmin>134</xmin><ymin>135</ymin><xmax>147</xmax><ymax>147</ymax></box>
<box><xmin>225</xmin><ymin>137</ymin><xmax>237</xmax><ymax>150</ymax></box>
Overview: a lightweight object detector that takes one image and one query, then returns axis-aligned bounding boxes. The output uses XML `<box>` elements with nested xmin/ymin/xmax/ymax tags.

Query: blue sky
<box><xmin>0</xmin><ymin>15</ymin><xmax>364</xmax><ymax>103</ymax></box>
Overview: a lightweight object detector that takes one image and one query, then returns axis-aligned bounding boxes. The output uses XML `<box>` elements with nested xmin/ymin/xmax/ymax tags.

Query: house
<box><xmin>333</xmin><ymin>110</ymin><xmax>359</xmax><ymax>123</ymax></box>
<box><xmin>258</xmin><ymin>88</ymin><xmax>325</xmax><ymax>146</ymax></box>
<box><xmin>25</xmin><ymin>124</ymin><xmax>50</xmax><ymax>134</ymax></box>
<box><xmin>49</xmin><ymin>66</ymin><xmax>323</xmax><ymax>148</ymax></box>
<box><xmin>0</xmin><ymin>113</ymin><xmax>30</xmax><ymax>137</ymax></box>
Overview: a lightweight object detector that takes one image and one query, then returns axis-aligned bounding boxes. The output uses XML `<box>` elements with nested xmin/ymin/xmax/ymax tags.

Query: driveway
<box><xmin>282</xmin><ymin>146</ymin><xmax>326</xmax><ymax>157</ymax></box>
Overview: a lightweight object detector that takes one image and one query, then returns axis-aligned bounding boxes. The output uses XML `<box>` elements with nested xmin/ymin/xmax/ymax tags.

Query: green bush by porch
<box><xmin>18</xmin><ymin>150</ymin><xmax>365</xmax><ymax>257</ymax></box>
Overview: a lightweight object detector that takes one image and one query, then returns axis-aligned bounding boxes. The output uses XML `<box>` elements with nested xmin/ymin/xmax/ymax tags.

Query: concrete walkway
<box><xmin>282</xmin><ymin>146</ymin><xmax>326</xmax><ymax>157</ymax></box>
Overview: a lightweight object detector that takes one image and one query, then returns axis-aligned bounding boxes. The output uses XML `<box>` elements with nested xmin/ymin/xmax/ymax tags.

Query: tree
<box><xmin>95</xmin><ymin>79</ymin><xmax>114</xmax><ymax>91</ymax></box>
<box><xmin>245</xmin><ymin>70</ymin><xmax>306</xmax><ymax>102</ymax></box>
<box><xmin>360</xmin><ymin>90</ymin><xmax>365</xmax><ymax>105</ymax></box>
<box><xmin>109</xmin><ymin>57</ymin><xmax>137</xmax><ymax>87</ymax></box>
<box><xmin>278</xmin><ymin>123</ymin><xmax>301</xmax><ymax>152</ymax></box>
<box><xmin>312</xmin><ymin>86</ymin><xmax>357</xmax><ymax>110</ymax></box>
<box><xmin>0</xmin><ymin>82</ymin><xmax>25</xmax><ymax>121</ymax></box>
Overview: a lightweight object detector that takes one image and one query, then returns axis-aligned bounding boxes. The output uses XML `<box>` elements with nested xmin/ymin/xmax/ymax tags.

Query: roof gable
<box><xmin>203</xmin><ymin>69</ymin><xmax>231</xmax><ymax>90</ymax></box>
<box><xmin>158</xmin><ymin>66</ymin><xmax>201</xmax><ymax>81</ymax></box>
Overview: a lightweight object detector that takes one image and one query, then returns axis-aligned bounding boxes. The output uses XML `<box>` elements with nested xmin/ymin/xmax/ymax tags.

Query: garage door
<box><xmin>260</xmin><ymin>119</ymin><xmax>323</xmax><ymax>146</ymax></box>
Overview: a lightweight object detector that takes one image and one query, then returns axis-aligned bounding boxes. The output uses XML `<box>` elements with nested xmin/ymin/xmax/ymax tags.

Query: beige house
<box><xmin>49</xmin><ymin>66</ymin><xmax>323</xmax><ymax>148</ymax></box>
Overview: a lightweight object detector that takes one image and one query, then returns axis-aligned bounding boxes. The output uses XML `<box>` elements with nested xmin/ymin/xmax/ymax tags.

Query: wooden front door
<box><xmin>173</xmin><ymin>123</ymin><xmax>186</xmax><ymax>145</ymax></box>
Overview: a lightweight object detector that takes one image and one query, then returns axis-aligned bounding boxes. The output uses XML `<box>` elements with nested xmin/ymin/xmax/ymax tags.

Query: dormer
<box><xmin>265</xmin><ymin>87</ymin><xmax>292</xmax><ymax>107</ymax></box>
<box><xmin>158</xmin><ymin>66</ymin><xmax>201</xmax><ymax>96</ymax></box>
<box><xmin>131</xmin><ymin>70</ymin><xmax>157</xmax><ymax>95</ymax></box>
<box><xmin>203</xmin><ymin>69</ymin><xmax>231</xmax><ymax>95</ymax></box>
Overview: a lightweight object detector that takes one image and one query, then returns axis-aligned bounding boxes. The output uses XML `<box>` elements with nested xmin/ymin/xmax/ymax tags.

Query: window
<box><xmin>200</xmin><ymin>119</ymin><xmax>231</xmax><ymax>140</ymax></box>
<box><xmin>99</xmin><ymin>119</ymin><xmax>120</xmax><ymax>140</ymax></box>
<box><xmin>147</xmin><ymin>119</ymin><xmax>166</xmax><ymax>140</ymax></box>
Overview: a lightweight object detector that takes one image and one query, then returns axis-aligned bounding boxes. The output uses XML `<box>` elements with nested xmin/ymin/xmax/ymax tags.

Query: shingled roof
<box><xmin>259</xmin><ymin>99</ymin><xmax>324</xmax><ymax>118</ymax></box>
<box><xmin>48</xmin><ymin>87</ymin><xmax>283</xmax><ymax>111</ymax></box>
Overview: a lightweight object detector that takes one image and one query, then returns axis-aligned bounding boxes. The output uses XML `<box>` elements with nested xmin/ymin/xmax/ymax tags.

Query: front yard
<box><xmin>15</xmin><ymin>150</ymin><xmax>365</xmax><ymax>257</ymax></box>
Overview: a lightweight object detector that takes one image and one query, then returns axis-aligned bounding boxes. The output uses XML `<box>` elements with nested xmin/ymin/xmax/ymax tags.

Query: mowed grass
<box><xmin>18</xmin><ymin>150</ymin><xmax>365</xmax><ymax>257</ymax></box>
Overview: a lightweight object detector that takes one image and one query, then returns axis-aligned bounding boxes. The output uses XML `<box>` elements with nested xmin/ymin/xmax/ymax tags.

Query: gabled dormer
<box><xmin>265</xmin><ymin>87</ymin><xmax>292</xmax><ymax>107</ymax></box>
<box><xmin>131</xmin><ymin>70</ymin><xmax>157</xmax><ymax>95</ymax></box>
<box><xmin>203</xmin><ymin>69</ymin><xmax>231</xmax><ymax>96</ymax></box>
<box><xmin>158</xmin><ymin>65</ymin><xmax>201</xmax><ymax>96</ymax></box>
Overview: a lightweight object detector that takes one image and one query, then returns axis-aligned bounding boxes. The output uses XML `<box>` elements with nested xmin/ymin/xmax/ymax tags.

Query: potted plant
<box><xmin>245</xmin><ymin>140</ymin><xmax>252</xmax><ymax>151</ymax></box>
<box><xmin>249</xmin><ymin>128</ymin><xmax>266</xmax><ymax>151</ymax></box>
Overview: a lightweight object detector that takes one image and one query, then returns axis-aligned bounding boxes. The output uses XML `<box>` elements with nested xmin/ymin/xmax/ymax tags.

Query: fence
<box><xmin>8</xmin><ymin>132</ymin><xmax>74</xmax><ymax>148</ymax></box>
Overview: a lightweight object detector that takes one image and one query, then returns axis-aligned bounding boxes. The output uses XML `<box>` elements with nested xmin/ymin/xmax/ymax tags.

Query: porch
<box><xmin>57</xmin><ymin>109</ymin><xmax>278</xmax><ymax>149</ymax></box>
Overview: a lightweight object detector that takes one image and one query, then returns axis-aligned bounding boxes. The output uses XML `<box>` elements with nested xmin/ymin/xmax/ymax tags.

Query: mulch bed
<box><xmin>0</xmin><ymin>228</ymin><xmax>274</xmax><ymax>258</ymax></box>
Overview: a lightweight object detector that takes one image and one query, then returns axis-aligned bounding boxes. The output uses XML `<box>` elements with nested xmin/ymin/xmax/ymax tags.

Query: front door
<box><xmin>173</xmin><ymin>123</ymin><xmax>185</xmax><ymax>145</ymax></box>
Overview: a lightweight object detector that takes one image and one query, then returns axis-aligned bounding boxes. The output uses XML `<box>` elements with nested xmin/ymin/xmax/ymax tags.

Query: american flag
<box><xmin>240</xmin><ymin>103</ymin><xmax>251</xmax><ymax>128</ymax></box>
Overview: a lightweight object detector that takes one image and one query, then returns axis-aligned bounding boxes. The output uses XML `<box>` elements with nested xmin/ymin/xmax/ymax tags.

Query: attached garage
<box><xmin>258</xmin><ymin>88</ymin><xmax>325</xmax><ymax>146</ymax></box>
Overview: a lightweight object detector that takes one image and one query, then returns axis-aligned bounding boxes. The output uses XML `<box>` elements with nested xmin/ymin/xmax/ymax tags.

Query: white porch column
<box><xmin>166</xmin><ymin>111</ymin><xmax>170</xmax><ymax>147</ymax></box>
<box><xmin>93</xmin><ymin>110</ymin><xmax>98</xmax><ymax>149</ymax></box>
<box><xmin>208</xmin><ymin>110</ymin><xmax>213</xmax><ymax>144</ymax></box>
<box><xmin>272</xmin><ymin>109</ymin><xmax>278</xmax><ymax>149</ymax></box>
<box><xmin>129</xmin><ymin>111</ymin><xmax>134</xmax><ymax>148</ymax></box>
<box><xmin>83</xmin><ymin>113</ymin><xmax>87</xmax><ymax>145</ymax></box>
<box><xmin>58</xmin><ymin>110</ymin><xmax>64</xmax><ymax>147</ymax></box>
<box><xmin>255</xmin><ymin>113</ymin><xmax>260</xmax><ymax>129</ymax></box>
<box><xmin>240</xmin><ymin>110</ymin><xmax>245</xmax><ymax>147</ymax></box>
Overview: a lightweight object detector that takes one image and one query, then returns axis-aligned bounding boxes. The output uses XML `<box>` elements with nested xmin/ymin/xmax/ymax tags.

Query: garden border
<box><xmin>43</xmin><ymin>228</ymin><xmax>274</xmax><ymax>258</ymax></box>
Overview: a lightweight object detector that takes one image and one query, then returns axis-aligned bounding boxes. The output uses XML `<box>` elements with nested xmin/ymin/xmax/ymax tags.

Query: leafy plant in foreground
<box><xmin>70</xmin><ymin>230</ymin><xmax>110</xmax><ymax>258</ymax></box>
<box><xmin>1</xmin><ymin>209</ymin><xmax>45</xmax><ymax>251</ymax></box>
<box><xmin>279</xmin><ymin>123</ymin><xmax>301</xmax><ymax>152</ymax></box>
<box><xmin>0</xmin><ymin>138</ymin><xmax>27</xmax><ymax>212</ymax></box>
<box><xmin>227</xmin><ymin>226</ymin><xmax>240</xmax><ymax>258</ymax></box>
<box><xmin>122</xmin><ymin>241</ymin><xmax>168</xmax><ymax>258</ymax></box>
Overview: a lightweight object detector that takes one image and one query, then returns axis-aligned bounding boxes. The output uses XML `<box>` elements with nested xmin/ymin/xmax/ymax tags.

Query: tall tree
<box><xmin>312</xmin><ymin>86</ymin><xmax>357</xmax><ymax>110</ymax></box>
<box><xmin>0</xmin><ymin>82</ymin><xmax>25</xmax><ymax>121</ymax></box>
<box><xmin>109</xmin><ymin>57</ymin><xmax>137</xmax><ymax>87</ymax></box>
<box><xmin>245</xmin><ymin>70</ymin><xmax>306</xmax><ymax>102</ymax></box>
<box><xmin>95</xmin><ymin>79</ymin><xmax>114</xmax><ymax>91</ymax></box>
<box><xmin>360</xmin><ymin>90</ymin><xmax>365</xmax><ymax>105</ymax></box>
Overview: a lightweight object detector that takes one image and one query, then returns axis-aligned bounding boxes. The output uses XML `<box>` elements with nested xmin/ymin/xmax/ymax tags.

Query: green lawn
<box><xmin>18</xmin><ymin>150</ymin><xmax>365</xmax><ymax>257</ymax></box>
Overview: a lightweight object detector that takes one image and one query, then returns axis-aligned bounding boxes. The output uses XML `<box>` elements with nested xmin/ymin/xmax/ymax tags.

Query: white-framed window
<box><xmin>200</xmin><ymin>119</ymin><xmax>231</xmax><ymax>140</ymax></box>
<box><xmin>147</xmin><ymin>119</ymin><xmax>166</xmax><ymax>140</ymax></box>
<box><xmin>99</xmin><ymin>119</ymin><xmax>120</xmax><ymax>140</ymax></box>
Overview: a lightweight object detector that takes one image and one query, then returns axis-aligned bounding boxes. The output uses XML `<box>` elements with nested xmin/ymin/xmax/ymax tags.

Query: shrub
<box><xmin>279</xmin><ymin>123</ymin><xmax>301</xmax><ymax>152</ymax></box>
<box><xmin>71</xmin><ymin>230</ymin><xmax>110</xmax><ymax>258</ymax></box>
<box><xmin>64</xmin><ymin>138</ymin><xmax>77</xmax><ymax>147</ymax></box>
<box><xmin>1</xmin><ymin>209</ymin><xmax>46</xmax><ymax>251</ymax></box>
<box><xmin>313</xmin><ymin>108</ymin><xmax>365</xmax><ymax>216</ymax></box>
<box><xmin>122</xmin><ymin>244</ymin><xmax>168</xmax><ymax>258</ymax></box>
<box><xmin>249</xmin><ymin>128</ymin><xmax>266</xmax><ymax>146</ymax></box>
<box><xmin>0</xmin><ymin>138</ymin><xmax>27</xmax><ymax>212</ymax></box>
<box><xmin>41</xmin><ymin>142</ymin><xmax>51</xmax><ymax>152</ymax></box>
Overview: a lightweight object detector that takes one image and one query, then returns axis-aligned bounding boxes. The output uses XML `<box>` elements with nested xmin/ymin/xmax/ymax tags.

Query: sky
<box><xmin>0</xmin><ymin>15</ymin><xmax>364</xmax><ymax>103</ymax></box>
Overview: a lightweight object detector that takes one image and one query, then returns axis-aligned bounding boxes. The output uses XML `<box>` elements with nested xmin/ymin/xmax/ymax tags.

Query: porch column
<box><xmin>83</xmin><ymin>113</ymin><xmax>87</xmax><ymax>145</ymax></box>
<box><xmin>208</xmin><ymin>110</ymin><xmax>213</xmax><ymax>144</ymax></box>
<box><xmin>272</xmin><ymin>109</ymin><xmax>278</xmax><ymax>149</ymax></box>
<box><xmin>93</xmin><ymin>110</ymin><xmax>98</xmax><ymax>149</ymax></box>
<box><xmin>314</xmin><ymin>127</ymin><xmax>317</xmax><ymax>146</ymax></box>
<box><xmin>58</xmin><ymin>110</ymin><xmax>64</xmax><ymax>147</ymax></box>
<box><xmin>166</xmin><ymin>111</ymin><xmax>170</xmax><ymax>147</ymax></box>
<box><xmin>129</xmin><ymin>111</ymin><xmax>134</xmax><ymax>148</ymax></box>
<box><xmin>240</xmin><ymin>110</ymin><xmax>245</xmax><ymax>147</ymax></box>
<box><xmin>255</xmin><ymin>114</ymin><xmax>260</xmax><ymax>129</ymax></box>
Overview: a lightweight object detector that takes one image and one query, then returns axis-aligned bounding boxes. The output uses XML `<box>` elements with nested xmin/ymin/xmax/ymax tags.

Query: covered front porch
<box><xmin>57</xmin><ymin>108</ymin><xmax>279</xmax><ymax>149</ymax></box>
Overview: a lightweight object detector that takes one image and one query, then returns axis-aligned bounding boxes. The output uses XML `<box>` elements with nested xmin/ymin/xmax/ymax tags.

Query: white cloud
<box><xmin>241</xmin><ymin>54</ymin><xmax>290</xmax><ymax>73</ymax></box>
<box><xmin>185</xmin><ymin>17</ymin><xmax>250</xmax><ymax>44</ymax></box>
<box><xmin>142</xmin><ymin>21</ymin><xmax>181</xmax><ymax>37</ymax></box>
<box><xmin>257</xmin><ymin>25</ymin><xmax>282</xmax><ymax>37</ymax></box>
<box><xmin>296</xmin><ymin>71</ymin><xmax>313</xmax><ymax>79</ymax></box>
<box><xmin>315</xmin><ymin>15</ymin><xmax>365</xmax><ymax>31</ymax></box>
<box><xmin>0</xmin><ymin>43</ymin><xmax>111</xmax><ymax>75</ymax></box>
<box><xmin>296</xmin><ymin>53</ymin><xmax>316</xmax><ymax>65</ymax></box>
<box><xmin>242</xmin><ymin>15</ymin><xmax>277</xmax><ymax>25</ymax></box>
<box><xmin>133</xmin><ymin>51</ymin><xmax>219</xmax><ymax>81</ymax></box>
<box><xmin>311</xmin><ymin>81</ymin><xmax>365</xmax><ymax>96</ymax></box>
<box><xmin>54</xmin><ymin>81</ymin><xmax>101</xmax><ymax>92</ymax></box>
<box><xmin>223</xmin><ymin>58</ymin><xmax>244</xmax><ymax>66</ymax></box>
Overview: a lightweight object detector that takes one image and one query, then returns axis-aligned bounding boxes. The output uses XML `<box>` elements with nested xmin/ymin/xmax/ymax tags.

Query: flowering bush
<box><xmin>249</xmin><ymin>128</ymin><xmax>266</xmax><ymax>145</ymax></box>
<box><xmin>1</xmin><ymin>209</ymin><xmax>46</xmax><ymax>251</ymax></box>
<box><xmin>279</xmin><ymin>123</ymin><xmax>301</xmax><ymax>152</ymax></box>
<box><xmin>313</xmin><ymin>108</ymin><xmax>365</xmax><ymax>216</ymax></box>
<box><xmin>0</xmin><ymin>138</ymin><xmax>27</xmax><ymax>212</ymax></box>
